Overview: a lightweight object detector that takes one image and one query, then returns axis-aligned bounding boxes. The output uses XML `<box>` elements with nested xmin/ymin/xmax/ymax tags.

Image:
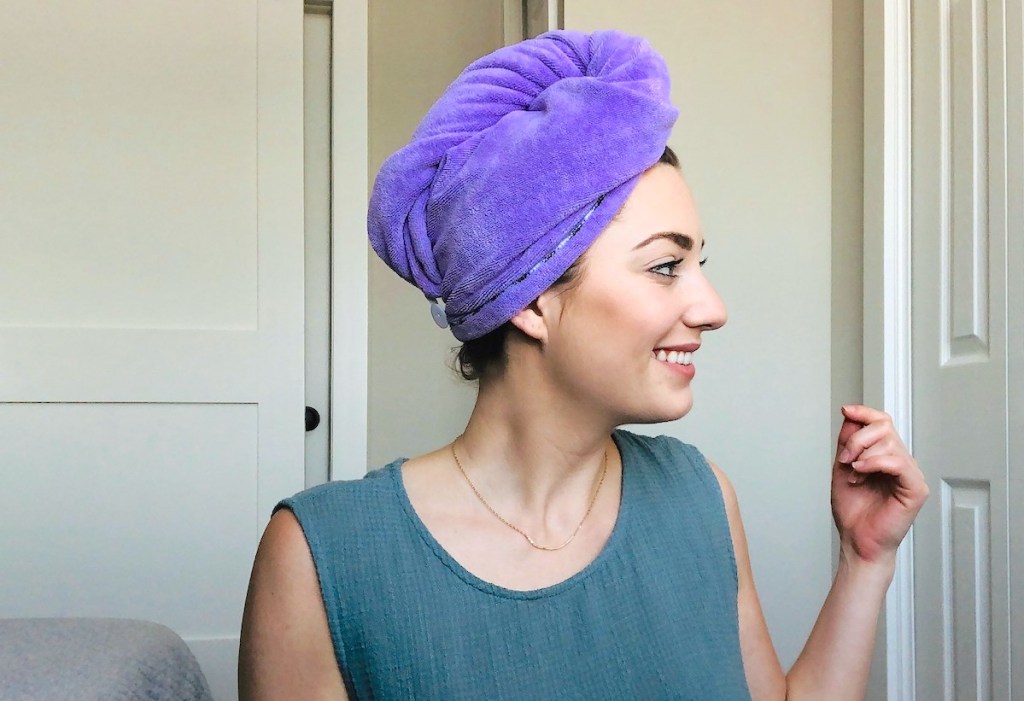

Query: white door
<box><xmin>0</xmin><ymin>2</ymin><xmax>305</xmax><ymax>700</ymax></box>
<box><xmin>908</xmin><ymin>0</ymin><xmax>1020</xmax><ymax>698</ymax></box>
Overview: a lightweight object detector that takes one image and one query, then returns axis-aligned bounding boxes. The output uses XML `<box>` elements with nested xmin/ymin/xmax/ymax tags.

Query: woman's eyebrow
<box><xmin>632</xmin><ymin>232</ymin><xmax>704</xmax><ymax>251</ymax></box>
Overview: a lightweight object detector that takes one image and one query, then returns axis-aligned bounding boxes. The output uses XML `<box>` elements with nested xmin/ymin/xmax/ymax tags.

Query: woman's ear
<box><xmin>508</xmin><ymin>299</ymin><xmax>548</xmax><ymax>342</ymax></box>
<box><xmin>508</xmin><ymin>286</ymin><xmax>565</xmax><ymax>343</ymax></box>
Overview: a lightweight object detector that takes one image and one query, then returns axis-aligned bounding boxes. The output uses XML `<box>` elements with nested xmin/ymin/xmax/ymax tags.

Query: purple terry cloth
<box><xmin>368</xmin><ymin>29</ymin><xmax>679</xmax><ymax>341</ymax></box>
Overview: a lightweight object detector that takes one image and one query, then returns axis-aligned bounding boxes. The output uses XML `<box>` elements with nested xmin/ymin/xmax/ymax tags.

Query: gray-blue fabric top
<box><xmin>276</xmin><ymin>429</ymin><xmax>752</xmax><ymax>701</ymax></box>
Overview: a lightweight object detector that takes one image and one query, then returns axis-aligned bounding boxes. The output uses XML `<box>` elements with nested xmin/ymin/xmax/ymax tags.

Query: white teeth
<box><xmin>655</xmin><ymin>349</ymin><xmax>695</xmax><ymax>365</ymax></box>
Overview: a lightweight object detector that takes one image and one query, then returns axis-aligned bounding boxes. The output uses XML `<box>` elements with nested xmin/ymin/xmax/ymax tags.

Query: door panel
<box><xmin>0</xmin><ymin>2</ymin><xmax>304</xmax><ymax>699</ymax></box>
<box><xmin>1</xmin><ymin>403</ymin><xmax>257</xmax><ymax>628</ymax></box>
<box><xmin>910</xmin><ymin>0</ymin><xmax>1013</xmax><ymax>698</ymax></box>
<box><xmin>1004</xmin><ymin>3</ymin><xmax>1023</xmax><ymax>695</ymax></box>
<box><xmin>0</xmin><ymin>3</ymin><xmax>258</xmax><ymax>331</ymax></box>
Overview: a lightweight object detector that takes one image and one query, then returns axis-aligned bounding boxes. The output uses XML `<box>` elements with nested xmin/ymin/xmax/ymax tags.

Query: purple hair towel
<box><xmin>368</xmin><ymin>29</ymin><xmax>678</xmax><ymax>341</ymax></box>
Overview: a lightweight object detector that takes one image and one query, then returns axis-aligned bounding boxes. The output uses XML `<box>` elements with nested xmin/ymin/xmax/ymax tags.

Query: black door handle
<box><xmin>305</xmin><ymin>406</ymin><xmax>321</xmax><ymax>432</ymax></box>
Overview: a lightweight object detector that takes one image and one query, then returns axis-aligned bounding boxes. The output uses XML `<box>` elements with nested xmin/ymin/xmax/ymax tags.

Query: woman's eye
<box><xmin>650</xmin><ymin>259</ymin><xmax>683</xmax><ymax>277</ymax></box>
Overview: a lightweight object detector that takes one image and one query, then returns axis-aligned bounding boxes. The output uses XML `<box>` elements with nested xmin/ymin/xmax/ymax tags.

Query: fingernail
<box><xmin>847</xmin><ymin>473</ymin><xmax>860</xmax><ymax>484</ymax></box>
<box><xmin>839</xmin><ymin>449</ymin><xmax>851</xmax><ymax>462</ymax></box>
<box><xmin>852</xmin><ymin>460</ymin><xmax>863</xmax><ymax>469</ymax></box>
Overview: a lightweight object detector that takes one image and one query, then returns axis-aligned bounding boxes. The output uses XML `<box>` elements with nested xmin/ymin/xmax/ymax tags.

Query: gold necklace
<box><xmin>450</xmin><ymin>437</ymin><xmax>609</xmax><ymax>551</ymax></box>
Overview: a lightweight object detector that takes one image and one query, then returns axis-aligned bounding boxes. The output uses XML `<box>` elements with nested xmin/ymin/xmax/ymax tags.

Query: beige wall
<box><xmin>366</xmin><ymin>1</ymin><xmax>505</xmax><ymax>467</ymax></box>
<box><xmin>831</xmin><ymin>1</ymin><xmax>877</xmax><ymax>697</ymax></box>
<box><xmin>833</xmin><ymin>6</ymin><xmax>866</xmax><ymax>411</ymax></box>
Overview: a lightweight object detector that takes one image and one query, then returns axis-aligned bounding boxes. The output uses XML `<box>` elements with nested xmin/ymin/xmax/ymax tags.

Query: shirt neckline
<box><xmin>389</xmin><ymin>430</ymin><xmax>633</xmax><ymax>601</ymax></box>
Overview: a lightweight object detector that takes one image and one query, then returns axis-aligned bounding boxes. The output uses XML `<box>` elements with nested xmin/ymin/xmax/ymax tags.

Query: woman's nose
<box><xmin>683</xmin><ymin>274</ymin><xmax>728</xmax><ymax>331</ymax></box>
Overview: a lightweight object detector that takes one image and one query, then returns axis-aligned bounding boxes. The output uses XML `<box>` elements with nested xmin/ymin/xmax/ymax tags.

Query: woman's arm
<box><xmin>713</xmin><ymin>404</ymin><xmax>928</xmax><ymax>701</ymax></box>
<box><xmin>784</xmin><ymin>552</ymin><xmax>892</xmax><ymax>700</ymax></box>
<box><xmin>238</xmin><ymin>510</ymin><xmax>350</xmax><ymax>701</ymax></box>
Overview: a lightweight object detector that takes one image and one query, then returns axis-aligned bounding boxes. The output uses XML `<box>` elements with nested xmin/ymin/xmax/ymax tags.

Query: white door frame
<box><xmin>864</xmin><ymin>0</ymin><xmax>915</xmax><ymax>698</ymax></box>
<box><xmin>326</xmin><ymin>1</ymin><xmax>369</xmax><ymax>480</ymax></box>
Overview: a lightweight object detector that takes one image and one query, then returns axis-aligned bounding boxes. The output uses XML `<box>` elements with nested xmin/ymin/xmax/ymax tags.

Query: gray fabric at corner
<box><xmin>0</xmin><ymin>618</ymin><xmax>213</xmax><ymax>701</ymax></box>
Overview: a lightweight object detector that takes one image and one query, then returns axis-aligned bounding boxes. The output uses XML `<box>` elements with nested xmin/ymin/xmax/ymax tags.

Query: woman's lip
<box><xmin>654</xmin><ymin>343</ymin><xmax>701</xmax><ymax>353</ymax></box>
<box><xmin>654</xmin><ymin>356</ymin><xmax>695</xmax><ymax>378</ymax></box>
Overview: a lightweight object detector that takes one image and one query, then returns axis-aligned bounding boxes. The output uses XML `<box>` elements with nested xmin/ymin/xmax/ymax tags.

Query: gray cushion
<box><xmin>0</xmin><ymin>618</ymin><xmax>214</xmax><ymax>701</ymax></box>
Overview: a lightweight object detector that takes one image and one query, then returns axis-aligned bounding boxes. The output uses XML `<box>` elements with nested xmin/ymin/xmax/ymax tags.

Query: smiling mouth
<box><xmin>653</xmin><ymin>349</ymin><xmax>693</xmax><ymax>366</ymax></box>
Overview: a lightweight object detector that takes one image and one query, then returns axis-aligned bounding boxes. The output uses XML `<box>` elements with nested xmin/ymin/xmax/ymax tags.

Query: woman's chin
<box><xmin>625</xmin><ymin>394</ymin><xmax>694</xmax><ymax>425</ymax></box>
<box><xmin>661</xmin><ymin>401</ymin><xmax>693</xmax><ymax>423</ymax></box>
<box><xmin>661</xmin><ymin>387</ymin><xmax>694</xmax><ymax>420</ymax></box>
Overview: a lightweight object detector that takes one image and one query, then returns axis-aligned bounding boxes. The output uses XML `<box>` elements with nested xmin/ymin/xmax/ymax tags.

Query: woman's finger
<box><xmin>852</xmin><ymin>437</ymin><xmax>902</xmax><ymax>463</ymax></box>
<box><xmin>850</xmin><ymin>455</ymin><xmax>929</xmax><ymax>502</ymax></box>
<box><xmin>837</xmin><ymin>421</ymin><xmax>895</xmax><ymax>463</ymax></box>
<box><xmin>850</xmin><ymin>454</ymin><xmax>912</xmax><ymax>476</ymax></box>
<box><xmin>841</xmin><ymin>404</ymin><xmax>893</xmax><ymax>425</ymax></box>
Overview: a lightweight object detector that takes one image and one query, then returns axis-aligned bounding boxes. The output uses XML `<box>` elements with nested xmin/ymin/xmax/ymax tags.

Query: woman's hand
<box><xmin>830</xmin><ymin>404</ymin><xmax>929</xmax><ymax>567</ymax></box>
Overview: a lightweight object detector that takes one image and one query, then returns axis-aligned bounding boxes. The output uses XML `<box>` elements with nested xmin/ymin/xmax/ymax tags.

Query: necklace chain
<box><xmin>450</xmin><ymin>437</ymin><xmax>609</xmax><ymax>551</ymax></box>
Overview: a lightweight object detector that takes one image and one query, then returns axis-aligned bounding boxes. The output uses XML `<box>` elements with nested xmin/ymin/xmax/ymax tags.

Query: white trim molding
<box><xmin>329</xmin><ymin>1</ymin><xmax>369</xmax><ymax>479</ymax></box>
<box><xmin>505</xmin><ymin>0</ymin><xmax>563</xmax><ymax>43</ymax></box>
<box><xmin>503</xmin><ymin>0</ymin><xmax>525</xmax><ymax>45</ymax></box>
<box><xmin>864</xmin><ymin>0</ymin><xmax>915</xmax><ymax>698</ymax></box>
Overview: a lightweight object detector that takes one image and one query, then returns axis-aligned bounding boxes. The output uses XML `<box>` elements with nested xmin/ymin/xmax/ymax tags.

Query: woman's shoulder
<box><xmin>615</xmin><ymin>429</ymin><xmax>741</xmax><ymax>585</ymax></box>
<box><xmin>241</xmin><ymin>509</ymin><xmax>349</xmax><ymax>700</ymax></box>
<box><xmin>613</xmin><ymin>428</ymin><xmax>712</xmax><ymax>475</ymax></box>
<box><xmin>272</xmin><ymin>459</ymin><xmax>410</xmax><ymax>553</ymax></box>
<box><xmin>277</xmin><ymin>459</ymin><xmax>404</xmax><ymax>513</ymax></box>
<box><xmin>614</xmin><ymin>428</ymin><xmax>732</xmax><ymax>511</ymax></box>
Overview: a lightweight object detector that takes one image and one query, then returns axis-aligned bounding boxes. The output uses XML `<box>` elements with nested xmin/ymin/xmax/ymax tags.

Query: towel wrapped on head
<box><xmin>368</xmin><ymin>29</ymin><xmax>679</xmax><ymax>341</ymax></box>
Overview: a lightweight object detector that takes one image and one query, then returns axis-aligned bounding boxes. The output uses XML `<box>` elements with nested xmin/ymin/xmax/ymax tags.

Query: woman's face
<box><xmin>539</xmin><ymin>163</ymin><xmax>727</xmax><ymax>424</ymax></box>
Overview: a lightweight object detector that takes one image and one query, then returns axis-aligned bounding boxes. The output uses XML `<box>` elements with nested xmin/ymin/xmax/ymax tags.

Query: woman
<box><xmin>239</xmin><ymin>29</ymin><xmax>928</xmax><ymax>700</ymax></box>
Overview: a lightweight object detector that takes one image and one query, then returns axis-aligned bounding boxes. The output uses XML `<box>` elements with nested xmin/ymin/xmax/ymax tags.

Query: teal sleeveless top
<box><xmin>277</xmin><ymin>430</ymin><xmax>752</xmax><ymax>700</ymax></box>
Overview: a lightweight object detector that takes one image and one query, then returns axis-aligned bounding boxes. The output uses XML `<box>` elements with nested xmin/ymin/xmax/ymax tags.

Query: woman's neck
<box><xmin>457</xmin><ymin>363</ymin><xmax>617</xmax><ymax>516</ymax></box>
